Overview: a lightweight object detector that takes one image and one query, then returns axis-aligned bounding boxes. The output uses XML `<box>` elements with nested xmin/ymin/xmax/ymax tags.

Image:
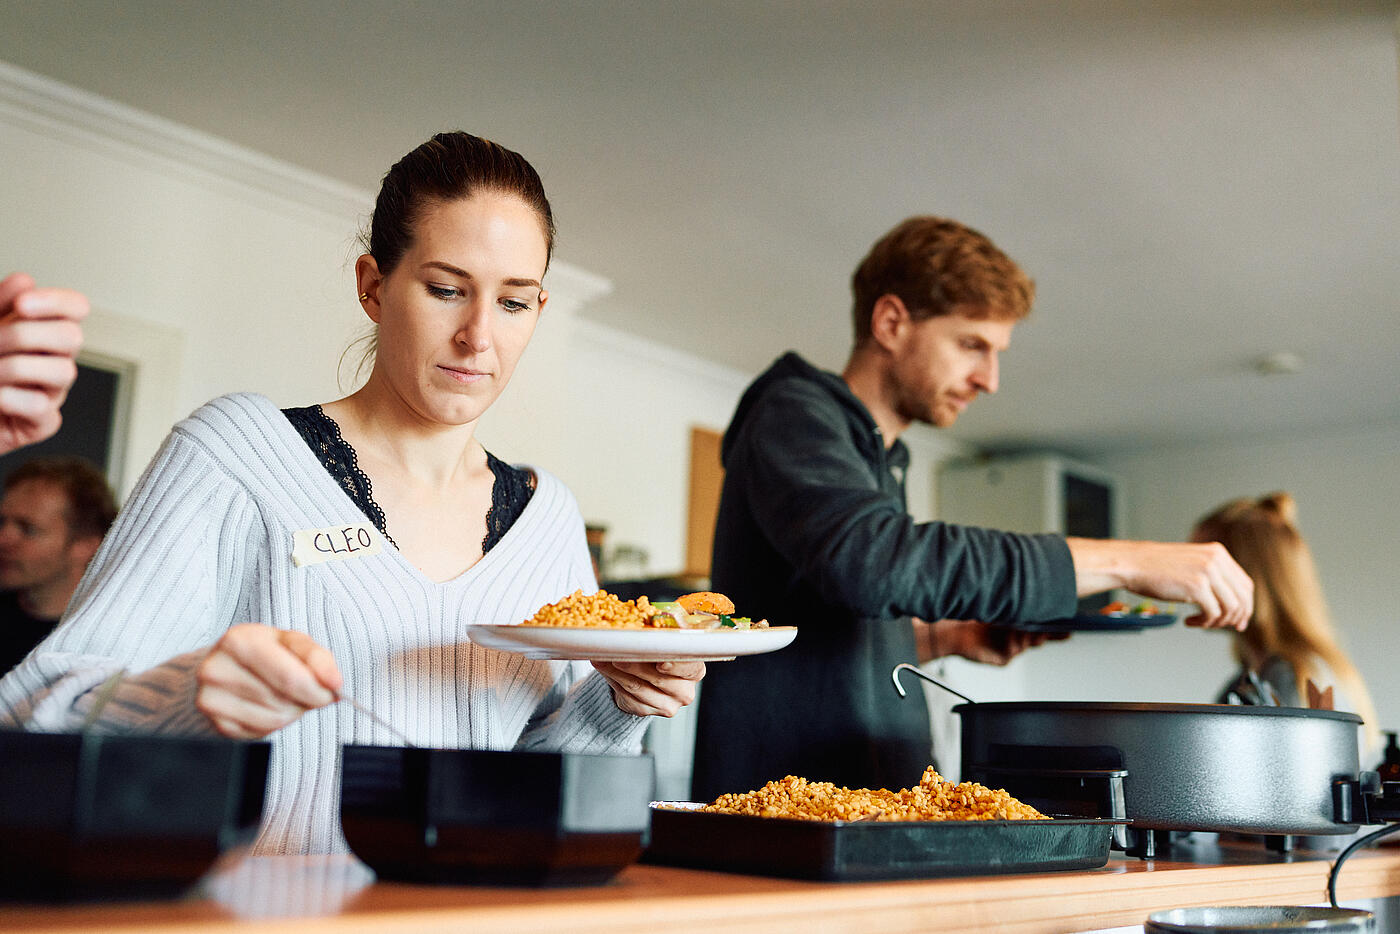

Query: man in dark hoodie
<box><xmin>690</xmin><ymin>216</ymin><xmax>1253</xmax><ymax>801</ymax></box>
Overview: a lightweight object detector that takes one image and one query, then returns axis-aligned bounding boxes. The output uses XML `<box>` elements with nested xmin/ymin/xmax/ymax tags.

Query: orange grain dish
<box><xmin>523</xmin><ymin>589</ymin><xmax>657</xmax><ymax>628</ymax></box>
<box><xmin>699</xmin><ymin>766</ymin><xmax>1050</xmax><ymax>822</ymax></box>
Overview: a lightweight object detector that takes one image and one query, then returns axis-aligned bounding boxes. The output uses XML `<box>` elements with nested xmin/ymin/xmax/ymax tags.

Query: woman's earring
<box><xmin>358</xmin><ymin>293</ymin><xmax>370</xmax><ymax>301</ymax></box>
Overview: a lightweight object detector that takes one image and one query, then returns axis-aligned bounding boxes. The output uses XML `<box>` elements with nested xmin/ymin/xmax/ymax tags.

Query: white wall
<box><xmin>562</xmin><ymin>319</ymin><xmax>749</xmax><ymax>576</ymax></box>
<box><xmin>3</xmin><ymin>83</ymin><xmax>355</xmax><ymax>494</ymax></box>
<box><xmin>1007</xmin><ymin>422</ymin><xmax>1400</xmax><ymax>764</ymax></box>
<box><xmin>0</xmin><ymin>59</ymin><xmax>725</xmax><ymax>556</ymax></box>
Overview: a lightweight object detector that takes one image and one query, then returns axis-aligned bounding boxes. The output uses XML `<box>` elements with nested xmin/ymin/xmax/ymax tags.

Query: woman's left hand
<box><xmin>593</xmin><ymin>660</ymin><xmax>706</xmax><ymax>717</ymax></box>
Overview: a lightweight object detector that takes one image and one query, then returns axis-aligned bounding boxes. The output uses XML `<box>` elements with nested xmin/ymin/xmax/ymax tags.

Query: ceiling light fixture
<box><xmin>1252</xmin><ymin>351</ymin><xmax>1304</xmax><ymax>376</ymax></box>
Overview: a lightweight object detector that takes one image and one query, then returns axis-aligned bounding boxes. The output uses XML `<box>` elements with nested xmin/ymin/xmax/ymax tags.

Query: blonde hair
<box><xmin>1193</xmin><ymin>492</ymin><xmax>1379</xmax><ymax>752</ymax></box>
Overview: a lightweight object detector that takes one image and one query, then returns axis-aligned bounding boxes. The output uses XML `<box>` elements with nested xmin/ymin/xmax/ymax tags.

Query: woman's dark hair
<box><xmin>342</xmin><ymin>132</ymin><xmax>556</xmax><ymax>386</ymax></box>
<box><xmin>363</xmin><ymin>131</ymin><xmax>556</xmax><ymax>275</ymax></box>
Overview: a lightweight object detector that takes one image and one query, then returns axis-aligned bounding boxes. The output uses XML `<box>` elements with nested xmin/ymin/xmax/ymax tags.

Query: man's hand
<box><xmin>0</xmin><ymin>273</ymin><xmax>87</xmax><ymax>454</ymax></box>
<box><xmin>1066</xmin><ymin>537</ymin><xmax>1253</xmax><ymax>630</ymax></box>
<box><xmin>195</xmin><ymin>624</ymin><xmax>343</xmax><ymax>739</ymax></box>
<box><xmin>913</xmin><ymin>617</ymin><xmax>1065</xmax><ymax>666</ymax></box>
<box><xmin>593</xmin><ymin>660</ymin><xmax>705</xmax><ymax>717</ymax></box>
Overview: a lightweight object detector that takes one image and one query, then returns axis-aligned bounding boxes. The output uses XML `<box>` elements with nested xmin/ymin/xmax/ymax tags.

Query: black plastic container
<box><xmin>644</xmin><ymin>803</ymin><xmax>1122</xmax><ymax>881</ymax></box>
<box><xmin>1378</xmin><ymin>731</ymin><xmax>1400</xmax><ymax>784</ymax></box>
<box><xmin>339</xmin><ymin>746</ymin><xmax>654</xmax><ymax>886</ymax></box>
<box><xmin>0</xmin><ymin>729</ymin><xmax>270</xmax><ymax>901</ymax></box>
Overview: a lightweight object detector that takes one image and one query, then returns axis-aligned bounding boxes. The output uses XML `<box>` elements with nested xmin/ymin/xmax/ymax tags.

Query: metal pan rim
<box><xmin>952</xmin><ymin>701</ymin><xmax>1363</xmax><ymax>723</ymax></box>
<box><xmin>1145</xmin><ymin>905</ymin><xmax>1375</xmax><ymax>933</ymax></box>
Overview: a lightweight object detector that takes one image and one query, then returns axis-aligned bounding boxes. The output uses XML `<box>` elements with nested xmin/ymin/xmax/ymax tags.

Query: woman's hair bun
<box><xmin>1259</xmin><ymin>491</ymin><xmax>1297</xmax><ymax>524</ymax></box>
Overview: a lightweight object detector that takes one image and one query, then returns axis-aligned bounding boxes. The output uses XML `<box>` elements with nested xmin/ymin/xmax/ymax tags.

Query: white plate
<box><xmin>466</xmin><ymin>624</ymin><xmax>798</xmax><ymax>662</ymax></box>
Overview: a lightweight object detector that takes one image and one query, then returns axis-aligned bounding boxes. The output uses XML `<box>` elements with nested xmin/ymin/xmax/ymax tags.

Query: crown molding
<box><xmin>0</xmin><ymin>59</ymin><xmax>371</xmax><ymax>224</ymax></box>
<box><xmin>0</xmin><ymin>58</ymin><xmax>614</xmax><ymax>307</ymax></box>
<box><xmin>544</xmin><ymin>262</ymin><xmax>614</xmax><ymax>312</ymax></box>
<box><xmin>572</xmin><ymin>316</ymin><xmax>752</xmax><ymax>394</ymax></box>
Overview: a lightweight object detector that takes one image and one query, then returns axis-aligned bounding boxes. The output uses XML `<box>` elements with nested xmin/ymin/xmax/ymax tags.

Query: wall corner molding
<box><xmin>0</xmin><ymin>57</ymin><xmax>614</xmax><ymax>306</ymax></box>
<box><xmin>572</xmin><ymin>317</ymin><xmax>752</xmax><ymax>395</ymax></box>
<box><xmin>0</xmin><ymin>59</ymin><xmax>373</xmax><ymax>223</ymax></box>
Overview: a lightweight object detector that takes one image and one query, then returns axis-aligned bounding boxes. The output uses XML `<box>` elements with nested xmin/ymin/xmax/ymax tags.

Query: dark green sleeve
<box><xmin>728</xmin><ymin>379</ymin><xmax>1077</xmax><ymax>623</ymax></box>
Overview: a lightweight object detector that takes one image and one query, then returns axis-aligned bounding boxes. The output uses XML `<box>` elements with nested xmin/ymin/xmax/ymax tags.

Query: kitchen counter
<box><xmin>4</xmin><ymin>840</ymin><xmax>1399</xmax><ymax>934</ymax></box>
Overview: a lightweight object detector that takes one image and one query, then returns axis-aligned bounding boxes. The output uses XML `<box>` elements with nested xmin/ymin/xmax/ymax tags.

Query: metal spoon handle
<box><xmin>891</xmin><ymin>662</ymin><xmax>977</xmax><ymax>705</ymax></box>
<box><xmin>338</xmin><ymin>694</ymin><xmax>417</xmax><ymax>748</ymax></box>
<box><xmin>81</xmin><ymin>668</ymin><xmax>128</xmax><ymax>732</ymax></box>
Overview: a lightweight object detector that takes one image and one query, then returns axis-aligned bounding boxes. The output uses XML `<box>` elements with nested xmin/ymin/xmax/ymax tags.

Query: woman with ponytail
<box><xmin>1193</xmin><ymin>492</ymin><xmax>1379</xmax><ymax>761</ymax></box>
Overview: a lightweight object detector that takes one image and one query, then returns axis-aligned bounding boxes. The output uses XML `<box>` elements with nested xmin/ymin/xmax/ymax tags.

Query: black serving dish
<box><xmin>1013</xmin><ymin>612</ymin><xmax>1178</xmax><ymax>634</ymax></box>
<box><xmin>0</xmin><ymin>729</ymin><xmax>270</xmax><ymax>901</ymax></box>
<box><xmin>644</xmin><ymin>803</ymin><xmax>1124</xmax><ymax>881</ymax></box>
<box><xmin>339</xmin><ymin>746</ymin><xmax>654</xmax><ymax>886</ymax></box>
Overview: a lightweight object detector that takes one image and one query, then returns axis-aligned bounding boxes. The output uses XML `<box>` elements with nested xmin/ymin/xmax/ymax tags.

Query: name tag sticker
<box><xmin>292</xmin><ymin>523</ymin><xmax>383</xmax><ymax>567</ymax></box>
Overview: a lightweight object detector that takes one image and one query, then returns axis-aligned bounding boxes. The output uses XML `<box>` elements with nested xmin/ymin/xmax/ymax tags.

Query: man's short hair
<box><xmin>851</xmin><ymin>216</ymin><xmax>1036</xmax><ymax>344</ymax></box>
<box><xmin>3</xmin><ymin>456</ymin><xmax>117</xmax><ymax>540</ymax></box>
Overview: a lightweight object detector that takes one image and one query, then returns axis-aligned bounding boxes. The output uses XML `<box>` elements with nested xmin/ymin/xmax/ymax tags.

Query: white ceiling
<box><xmin>3</xmin><ymin>1</ymin><xmax>1397</xmax><ymax>456</ymax></box>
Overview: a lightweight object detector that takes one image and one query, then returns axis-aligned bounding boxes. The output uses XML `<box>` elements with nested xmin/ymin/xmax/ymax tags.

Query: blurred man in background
<box><xmin>0</xmin><ymin>456</ymin><xmax>116</xmax><ymax>671</ymax></box>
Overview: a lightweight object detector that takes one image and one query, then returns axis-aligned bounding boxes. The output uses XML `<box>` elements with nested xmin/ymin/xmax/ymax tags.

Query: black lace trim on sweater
<box><xmin>482</xmin><ymin>452</ymin><xmax>536</xmax><ymax>551</ymax></box>
<box><xmin>282</xmin><ymin>405</ymin><xmax>535</xmax><ymax>553</ymax></box>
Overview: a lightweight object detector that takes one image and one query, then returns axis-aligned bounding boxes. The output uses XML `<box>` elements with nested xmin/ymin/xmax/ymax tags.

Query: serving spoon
<box><xmin>337</xmin><ymin>693</ymin><xmax>417</xmax><ymax>748</ymax></box>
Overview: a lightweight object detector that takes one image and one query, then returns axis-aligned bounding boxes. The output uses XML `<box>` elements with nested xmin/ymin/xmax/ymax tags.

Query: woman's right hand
<box><xmin>195</xmin><ymin>623</ymin><xmax>343</xmax><ymax>739</ymax></box>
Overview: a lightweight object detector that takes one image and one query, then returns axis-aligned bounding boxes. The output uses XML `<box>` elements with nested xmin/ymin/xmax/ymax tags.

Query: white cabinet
<box><xmin>936</xmin><ymin>452</ymin><xmax>1120</xmax><ymax>538</ymax></box>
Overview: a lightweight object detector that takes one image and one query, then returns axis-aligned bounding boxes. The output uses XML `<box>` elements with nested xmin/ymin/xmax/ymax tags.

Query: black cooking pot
<box><xmin>889</xmin><ymin>665</ymin><xmax>1400</xmax><ymax>844</ymax></box>
<box><xmin>957</xmin><ymin>701</ymin><xmax>1372</xmax><ymax>837</ymax></box>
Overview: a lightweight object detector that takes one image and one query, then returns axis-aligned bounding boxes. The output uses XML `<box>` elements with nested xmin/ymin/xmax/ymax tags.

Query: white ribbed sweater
<box><xmin>0</xmin><ymin>393</ymin><xmax>647</xmax><ymax>854</ymax></box>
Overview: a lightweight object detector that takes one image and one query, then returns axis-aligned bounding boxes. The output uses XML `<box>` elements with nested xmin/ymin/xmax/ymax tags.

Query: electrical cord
<box><xmin>1327</xmin><ymin>821</ymin><xmax>1400</xmax><ymax>908</ymax></box>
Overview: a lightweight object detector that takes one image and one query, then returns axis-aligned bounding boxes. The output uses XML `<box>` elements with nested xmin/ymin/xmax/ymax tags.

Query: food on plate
<box><xmin>676</xmin><ymin>591</ymin><xmax>736</xmax><ymax>615</ymax></box>
<box><xmin>694</xmin><ymin>766</ymin><xmax>1049</xmax><ymax>822</ymax></box>
<box><xmin>523</xmin><ymin>589</ymin><xmax>768</xmax><ymax>630</ymax></box>
<box><xmin>525</xmin><ymin>589</ymin><xmax>656</xmax><ymax>628</ymax></box>
<box><xmin>650</xmin><ymin>591</ymin><xmax>767</xmax><ymax>630</ymax></box>
<box><xmin>1100</xmin><ymin>599</ymin><xmax>1170</xmax><ymax>617</ymax></box>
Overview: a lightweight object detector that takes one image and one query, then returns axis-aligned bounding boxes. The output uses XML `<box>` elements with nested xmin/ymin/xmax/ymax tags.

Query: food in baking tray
<box><xmin>695</xmin><ymin>766</ymin><xmax>1049</xmax><ymax>822</ymax></box>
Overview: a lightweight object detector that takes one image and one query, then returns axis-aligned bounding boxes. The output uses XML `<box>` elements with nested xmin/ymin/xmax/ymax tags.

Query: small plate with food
<box><xmin>1012</xmin><ymin>600</ymin><xmax>1180</xmax><ymax>634</ymax></box>
<box><xmin>467</xmin><ymin>590</ymin><xmax>798</xmax><ymax>661</ymax></box>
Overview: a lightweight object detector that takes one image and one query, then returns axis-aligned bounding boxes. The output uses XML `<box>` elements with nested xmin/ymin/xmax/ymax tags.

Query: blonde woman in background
<box><xmin>1192</xmin><ymin>492</ymin><xmax>1380</xmax><ymax>763</ymax></box>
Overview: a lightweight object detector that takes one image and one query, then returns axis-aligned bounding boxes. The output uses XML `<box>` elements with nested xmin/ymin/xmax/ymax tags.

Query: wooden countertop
<box><xmin>4</xmin><ymin>841</ymin><xmax>1399</xmax><ymax>934</ymax></box>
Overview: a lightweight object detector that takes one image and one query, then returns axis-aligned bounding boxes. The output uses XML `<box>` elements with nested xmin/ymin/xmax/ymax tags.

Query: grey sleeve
<box><xmin>0</xmin><ymin>429</ymin><xmax>257</xmax><ymax>734</ymax></box>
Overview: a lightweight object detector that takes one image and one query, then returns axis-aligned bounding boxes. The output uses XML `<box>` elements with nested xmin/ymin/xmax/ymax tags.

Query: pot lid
<box><xmin>951</xmin><ymin>701</ymin><xmax>1363</xmax><ymax>723</ymax></box>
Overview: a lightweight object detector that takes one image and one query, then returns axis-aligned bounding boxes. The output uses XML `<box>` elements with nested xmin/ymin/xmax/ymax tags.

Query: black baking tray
<box><xmin>643</xmin><ymin>802</ymin><xmax>1124</xmax><ymax>881</ymax></box>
